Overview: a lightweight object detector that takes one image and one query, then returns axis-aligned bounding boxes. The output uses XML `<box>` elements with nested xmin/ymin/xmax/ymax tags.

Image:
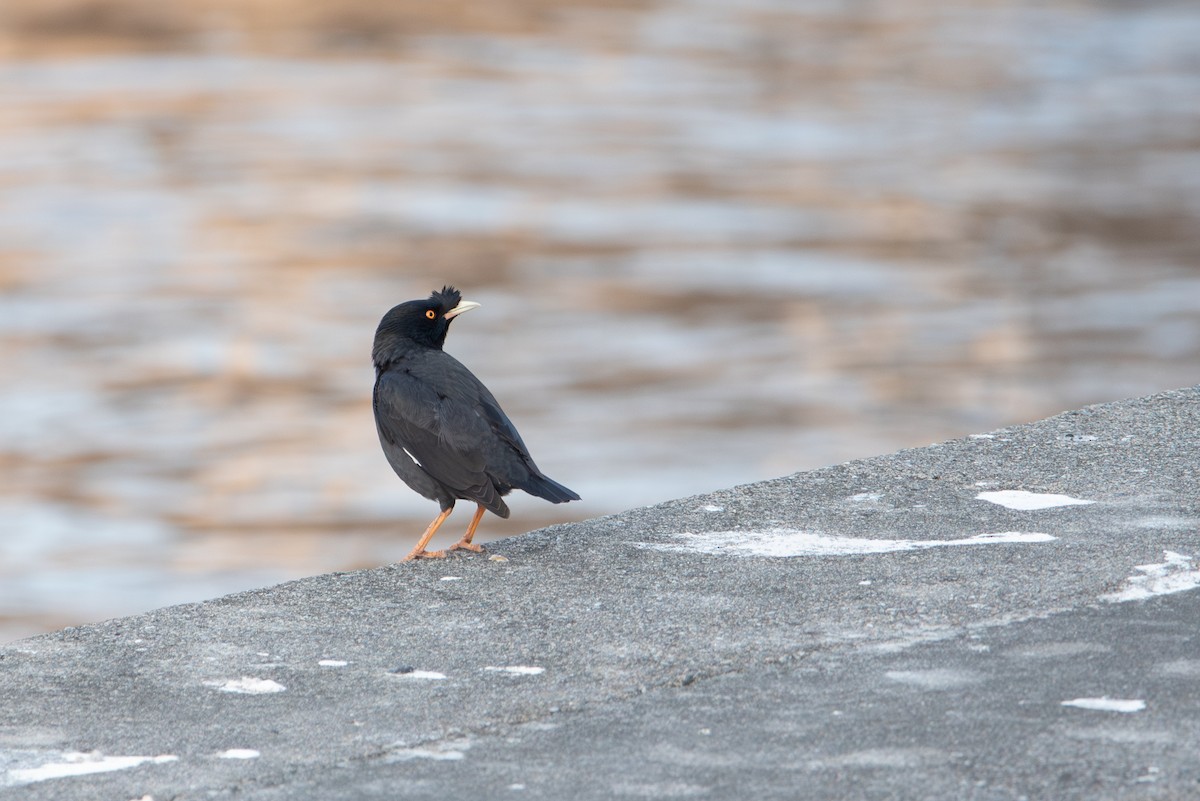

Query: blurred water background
<box><xmin>2</xmin><ymin>0</ymin><xmax>1199</xmax><ymax>643</ymax></box>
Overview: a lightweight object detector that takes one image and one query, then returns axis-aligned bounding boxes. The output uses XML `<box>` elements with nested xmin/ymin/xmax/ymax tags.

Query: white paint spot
<box><xmin>1135</xmin><ymin>767</ymin><xmax>1161</xmax><ymax>784</ymax></box>
<box><xmin>485</xmin><ymin>665</ymin><xmax>545</xmax><ymax>676</ymax></box>
<box><xmin>1017</xmin><ymin>642</ymin><xmax>1111</xmax><ymax>659</ymax></box>
<box><xmin>210</xmin><ymin>677</ymin><xmax>286</xmax><ymax>694</ymax></box>
<box><xmin>387</xmin><ymin>739</ymin><xmax>469</xmax><ymax>761</ymax></box>
<box><xmin>701</xmin><ymin>504</ymin><xmax>724</xmax><ymax>513</ymax></box>
<box><xmin>635</xmin><ymin>530</ymin><xmax>1055</xmax><ymax>558</ymax></box>
<box><xmin>217</xmin><ymin>749</ymin><xmax>260</xmax><ymax>760</ymax></box>
<box><xmin>611</xmin><ymin>781</ymin><xmax>711</xmax><ymax>797</ymax></box>
<box><xmin>1101</xmin><ymin>551</ymin><xmax>1200</xmax><ymax>603</ymax></box>
<box><xmin>885</xmin><ymin>669</ymin><xmax>981</xmax><ymax>690</ymax></box>
<box><xmin>318</xmin><ymin>659</ymin><xmax>348</xmax><ymax>667</ymax></box>
<box><xmin>394</xmin><ymin>670</ymin><xmax>447</xmax><ymax>680</ymax></box>
<box><xmin>1064</xmin><ymin>726</ymin><xmax>1170</xmax><ymax>744</ymax></box>
<box><xmin>5</xmin><ymin>752</ymin><xmax>177</xmax><ymax>786</ymax></box>
<box><xmin>439</xmin><ymin>576</ymin><xmax>463</xmax><ymax>581</ymax></box>
<box><xmin>809</xmin><ymin>747</ymin><xmax>948</xmax><ymax>769</ymax></box>
<box><xmin>389</xmin><ymin>747</ymin><xmax>465</xmax><ymax>761</ymax></box>
<box><xmin>976</xmin><ymin>490</ymin><xmax>1095</xmax><ymax>510</ymax></box>
<box><xmin>1134</xmin><ymin>516</ymin><xmax>1199</xmax><ymax>530</ymax></box>
<box><xmin>1062</xmin><ymin>697</ymin><xmax>1145</xmax><ymax>713</ymax></box>
<box><xmin>1155</xmin><ymin>659</ymin><xmax>1200</xmax><ymax>677</ymax></box>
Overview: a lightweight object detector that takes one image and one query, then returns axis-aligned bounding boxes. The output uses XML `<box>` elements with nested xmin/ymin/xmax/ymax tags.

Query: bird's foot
<box><xmin>448</xmin><ymin>540</ymin><xmax>485</xmax><ymax>554</ymax></box>
<box><xmin>401</xmin><ymin>548</ymin><xmax>447</xmax><ymax>562</ymax></box>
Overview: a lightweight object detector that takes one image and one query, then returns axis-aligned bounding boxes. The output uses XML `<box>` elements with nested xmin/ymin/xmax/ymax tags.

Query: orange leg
<box><xmin>449</xmin><ymin>503</ymin><xmax>487</xmax><ymax>553</ymax></box>
<box><xmin>401</xmin><ymin>507</ymin><xmax>453</xmax><ymax>561</ymax></box>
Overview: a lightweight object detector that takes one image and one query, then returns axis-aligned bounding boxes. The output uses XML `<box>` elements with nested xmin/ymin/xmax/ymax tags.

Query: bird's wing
<box><xmin>473</xmin><ymin>384</ymin><xmax>535</xmax><ymax>462</ymax></box>
<box><xmin>373</xmin><ymin>368</ymin><xmax>503</xmax><ymax>510</ymax></box>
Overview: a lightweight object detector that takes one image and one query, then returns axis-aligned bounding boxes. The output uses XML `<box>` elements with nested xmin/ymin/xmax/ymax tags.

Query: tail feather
<box><xmin>521</xmin><ymin>473</ymin><xmax>581</xmax><ymax>504</ymax></box>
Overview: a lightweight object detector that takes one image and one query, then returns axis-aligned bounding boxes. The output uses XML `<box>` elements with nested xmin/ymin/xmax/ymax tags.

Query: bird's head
<box><xmin>373</xmin><ymin>286</ymin><xmax>480</xmax><ymax>362</ymax></box>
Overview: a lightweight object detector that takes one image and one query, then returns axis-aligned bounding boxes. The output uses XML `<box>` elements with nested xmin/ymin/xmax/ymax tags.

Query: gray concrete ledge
<box><xmin>2</xmin><ymin>386</ymin><xmax>1199</xmax><ymax>800</ymax></box>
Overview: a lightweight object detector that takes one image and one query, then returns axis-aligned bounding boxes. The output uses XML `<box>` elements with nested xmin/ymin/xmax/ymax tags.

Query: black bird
<box><xmin>372</xmin><ymin>286</ymin><xmax>580</xmax><ymax>561</ymax></box>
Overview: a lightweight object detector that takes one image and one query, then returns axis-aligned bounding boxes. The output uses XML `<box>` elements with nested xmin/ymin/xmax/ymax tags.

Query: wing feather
<box><xmin>373</xmin><ymin>368</ymin><xmax>503</xmax><ymax>512</ymax></box>
<box><xmin>374</xmin><ymin>349</ymin><xmax>574</xmax><ymax>514</ymax></box>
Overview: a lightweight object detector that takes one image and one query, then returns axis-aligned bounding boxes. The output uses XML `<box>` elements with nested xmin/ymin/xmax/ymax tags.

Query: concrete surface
<box><xmin>2</xmin><ymin>386</ymin><xmax>1199</xmax><ymax>800</ymax></box>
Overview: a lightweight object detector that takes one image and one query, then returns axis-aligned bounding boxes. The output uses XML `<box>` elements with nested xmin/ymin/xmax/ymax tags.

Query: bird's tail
<box><xmin>521</xmin><ymin>473</ymin><xmax>581</xmax><ymax>504</ymax></box>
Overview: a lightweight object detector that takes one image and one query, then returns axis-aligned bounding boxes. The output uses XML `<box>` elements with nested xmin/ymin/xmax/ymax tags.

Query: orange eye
<box><xmin>425</xmin><ymin>309</ymin><xmax>436</xmax><ymax>319</ymax></box>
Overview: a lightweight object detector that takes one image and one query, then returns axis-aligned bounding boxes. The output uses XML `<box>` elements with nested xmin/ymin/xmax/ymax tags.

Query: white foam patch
<box><xmin>636</xmin><ymin>529</ymin><xmax>1055</xmax><ymax>557</ymax></box>
<box><xmin>318</xmin><ymin>659</ymin><xmax>348</xmax><ymax>667</ymax></box>
<box><xmin>217</xmin><ymin>749</ymin><xmax>260</xmax><ymax>760</ymax></box>
<box><xmin>485</xmin><ymin>665</ymin><xmax>545</xmax><ymax>676</ymax></box>
<box><xmin>210</xmin><ymin>677</ymin><xmax>286</xmax><ymax>694</ymax></box>
<box><xmin>1062</xmin><ymin>697</ymin><xmax>1145</xmax><ymax>713</ymax></box>
<box><xmin>1101</xmin><ymin>551</ymin><xmax>1200</xmax><ymax>603</ymax></box>
<box><xmin>4</xmin><ymin>752</ymin><xmax>177</xmax><ymax>786</ymax></box>
<box><xmin>976</xmin><ymin>490</ymin><xmax>1095</xmax><ymax>510</ymax></box>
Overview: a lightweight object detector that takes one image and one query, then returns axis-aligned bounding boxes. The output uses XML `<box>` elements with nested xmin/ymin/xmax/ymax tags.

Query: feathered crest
<box><xmin>429</xmin><ymin>285</ymin><xmax>462</xmax><ymax>312</ymax></box>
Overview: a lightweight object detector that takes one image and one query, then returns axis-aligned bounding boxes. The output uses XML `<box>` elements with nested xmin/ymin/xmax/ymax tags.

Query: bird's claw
<box><xmin>448</xmin><ymin>541</ymin><xmax>485</xmax><ymax>554</ymax></box>
<box><xmin>401</xmin><ymin>548</ymin><xmax>447</xmax><ymax>562</ymax></box>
